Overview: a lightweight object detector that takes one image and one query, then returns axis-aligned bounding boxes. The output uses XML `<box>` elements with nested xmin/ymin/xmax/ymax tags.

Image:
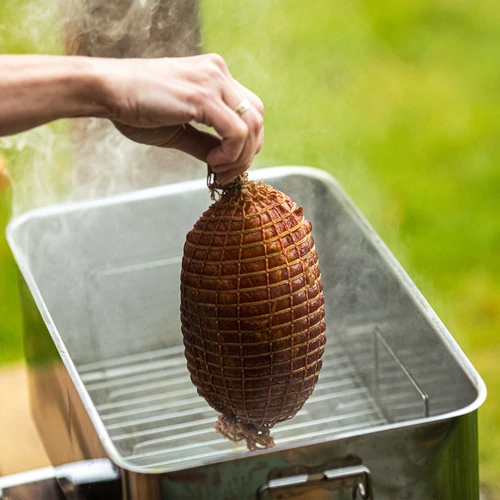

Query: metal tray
<box><xmin>6</xmin><ymin>166</ymin><xmax>486</xmax><ymax>499</ymax></box>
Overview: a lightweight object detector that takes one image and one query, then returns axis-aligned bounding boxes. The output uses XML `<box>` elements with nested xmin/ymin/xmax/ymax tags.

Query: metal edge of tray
<box><xmin>5</xmin><ymin>165</ymin><xmax>487</xmax><ymax>475</ymax></box>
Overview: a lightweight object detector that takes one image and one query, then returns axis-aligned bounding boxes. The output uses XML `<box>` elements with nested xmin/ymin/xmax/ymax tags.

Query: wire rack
<box><xmin>77</xmin><ymin>328</ymin><xmax>455</xmax><ymax>471</ymax></box>
<box><xmin>78</xmin><ymin>339</ymin><xmax>385</xmax><ymax>470</ymax></box>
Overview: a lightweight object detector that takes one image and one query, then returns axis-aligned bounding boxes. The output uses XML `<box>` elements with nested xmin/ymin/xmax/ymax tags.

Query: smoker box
<box><xmin>4</xmin><ymin>166</ymin><xmax>486</xmax><ymax>499</ymax></box>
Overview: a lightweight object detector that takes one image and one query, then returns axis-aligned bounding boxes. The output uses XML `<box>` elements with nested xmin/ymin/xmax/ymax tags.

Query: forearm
<box><xmin>0</xmin><ymin>55</ymin><xmax>110</xmax><ymax>137</ymax></box>
<box><xmin>0</xmin><ymin>53</ymin><xmax>264</xmax><ymax>183</ymax></box>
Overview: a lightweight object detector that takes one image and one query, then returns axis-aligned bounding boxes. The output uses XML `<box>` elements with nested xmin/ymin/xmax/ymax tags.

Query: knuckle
<box><xmin>185</xmin><ymin>87</ymin><xmax>209</xmax><ymax>120</ymax></box>
<box><xmin>234</xmin><ymin>121</ymin><xmax>249</xmax><ymax>141</ymax></box>
<box><xmin>202</xmin><ymin>54</ymin><xmax>227</xmax><ymax>80</ymax></box>
<box><xmin>196</xmin><ymin>86</ymin><xmax>212</xmax><ymax>102</ymax></box>
<box><xmin>191</xmin><ymin>86</ymin><xmax>211</xmax><ymax>106</ymax></box>
<box><xmin>206</xmin><ymin>53</ymin><xmax>227</xmax><ymax>70</ymax></box>
<box><xmin>185</xmin><ymin>85</ymin><xmax>198</xmax><ymax>104</ymax></box>
<box><xmin>226</xmin><ymin>149</ymin><xmax>242</xmax><ymax>163</ymax></box>
<box><xmin>254</xmin><ymin>98</ymin><xmax>265</xmax><ymax>116</ymax></box>
<box><xmin>194</xmin><ymin>54</ymin><xmax>227</xmax><ymax>85</ymax></box>
<box><xmin>252</xmin><ymin>113</ymin><xmax>264</xmax><ymax>134</ymax></box>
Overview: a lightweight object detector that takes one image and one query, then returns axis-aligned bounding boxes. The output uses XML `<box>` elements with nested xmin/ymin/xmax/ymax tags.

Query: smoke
<box><xmin>1</xmin><ymin>0</ymin><xmax>205</xmax><ymax>216</ymax></box>
<box><xmin>1</xmin><ymin>0</ymin><xmax>460</xmax><ymax>453</ymax></box>
<box><xmin>0</xmin><ymin>124</ymin><xmax>71</xmax><ymax>216</ymax></box>
<box><xmin>62</xmin><ymin>0</ymin><xmax>204</xmax><ymax>204</ymax></box>
<box><xmin>0</xmin><ymin>0</ymin><xmax>61</xmax><ymax>54</ymax></box>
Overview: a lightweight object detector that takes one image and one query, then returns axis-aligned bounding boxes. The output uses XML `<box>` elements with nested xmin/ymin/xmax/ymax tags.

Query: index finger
<box><xmin>232</xmin><ymin>78</ymin><xmax>264</xmax><ymax>116</ymax></box>
<box><xmin>203</xmin><ymin>101</ymin><xmax>249</xmax><ymax>167</ymax></box>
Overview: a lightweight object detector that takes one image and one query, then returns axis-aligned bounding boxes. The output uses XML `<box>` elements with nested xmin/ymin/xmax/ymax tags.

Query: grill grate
<box><xmin>78</xmin><ymin>341</ymin><xmax>386</xmax><ymax>469</ymax></box>
<box><xmin>77</xmin><ymin>334</ymin><xmax>447</xmax><ymax>470</ymax></box>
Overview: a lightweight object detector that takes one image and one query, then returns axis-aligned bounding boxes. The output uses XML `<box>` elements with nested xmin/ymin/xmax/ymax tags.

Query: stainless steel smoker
<box><xmin>1</xmin><ymin>167</ymin><xmax>486</xmax><ymax>499</ymax></box>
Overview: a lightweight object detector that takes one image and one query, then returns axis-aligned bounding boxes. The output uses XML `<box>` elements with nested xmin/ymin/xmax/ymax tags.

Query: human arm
<box><xmin>0</xmin><ymin>54</ymin><xmax>264</xmax><ymax>184</ymax></box>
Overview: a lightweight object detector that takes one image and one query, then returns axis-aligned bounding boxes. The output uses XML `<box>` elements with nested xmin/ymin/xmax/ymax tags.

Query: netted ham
<box><xmin>180</xmin><ymin>176</ymin><xmax>326</xmax><ymax>450</ymax></box>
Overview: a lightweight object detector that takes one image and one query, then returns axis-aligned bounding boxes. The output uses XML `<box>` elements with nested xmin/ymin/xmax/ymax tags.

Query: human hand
<box><xmin>101</xmin><ymin>54</ymin><xmax>264</xmax><ymax>185</ymax></box>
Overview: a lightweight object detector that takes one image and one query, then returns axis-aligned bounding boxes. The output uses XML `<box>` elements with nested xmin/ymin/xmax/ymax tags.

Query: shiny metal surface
<box><xmin>6</xmin><ymin>167</ymin><xmax>486</xmax><ymax>499</ymax></box>
<box><xmin>0</xmin><ymin>466</ymin><xmax>58</xmax><ymax>496</ymax></box>
<box><xmin>80</xmin><ymin>341</ymin><xmax>386</xmax><ymax>468</ymax></box>
<box><xmin>0</xmin><ymin>460</ymin><xmax>120</xmax><ymax>500</ymax></box>
<box><xmin>257</xmin><ymin>464</ymin><xmax>373</xmax><ymax>499</ymax></box>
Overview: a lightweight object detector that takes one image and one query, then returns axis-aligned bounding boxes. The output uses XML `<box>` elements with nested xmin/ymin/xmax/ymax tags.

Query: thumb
<box><xmin>166</xmin><ymin>124</ymin><xmax>221</xmax><ymax>163</ymax></box>
<box><xmin>114</xmin><ymin>123</ymin><xmax>221</xmax><ymax>163</ymax></box>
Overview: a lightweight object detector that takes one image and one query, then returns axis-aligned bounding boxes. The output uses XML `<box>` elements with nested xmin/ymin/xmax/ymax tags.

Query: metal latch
<box><xmin>258</xmin><ymin>465</ymin><xmax>373</xmax><ymax>499</ymax></box>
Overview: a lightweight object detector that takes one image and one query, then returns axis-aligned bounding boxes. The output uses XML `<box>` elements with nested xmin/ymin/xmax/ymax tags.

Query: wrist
<box><xmin>84</xmin><ymin>57</ymin><xmax>130</xmax><ymax>122</ymax></box>
<box><xmin>0</xmin><ymin>55</ymin><xmax>116</xmax><ymax>137</ymax></box>
<box><xmin>62</xmin><ymin>56</ymin><xmax>115</xmax><ymax>120</ymax></box>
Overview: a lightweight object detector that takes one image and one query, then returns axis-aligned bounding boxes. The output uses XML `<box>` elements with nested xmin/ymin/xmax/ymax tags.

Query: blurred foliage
<box><xmin>201</xmin><ymin>0</ymin><xmax>500</xmax><ymax>489</ymax></box>
<box><xmin>0</xmin><ymin>0</ymin><xmax>499</xmax><ymax>492</ymax></box>
<box><xmin>0</xmin><ymin>0</ymin><xmax>65</xmax><ymax>363</ymax></box>
<box><xmin>0</xmin><ymin>191</ymin><xmax>22</xmax><ymax>362</ymax></box>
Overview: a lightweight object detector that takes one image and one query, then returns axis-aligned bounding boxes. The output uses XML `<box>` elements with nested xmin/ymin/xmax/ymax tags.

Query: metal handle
<box><xmin>0</xmin><ymin>459</ymin><xmax>121</xmax><ymax>500</ymax></box>
<box><xmin>258</xmin><ymin>465</ymin><xmax>373</xmax><ymax>500</ymax></box>
<box><xmin>0</xmin><ymin>467</ymin><xmax>63</xmax><ymax>500</ymax></box>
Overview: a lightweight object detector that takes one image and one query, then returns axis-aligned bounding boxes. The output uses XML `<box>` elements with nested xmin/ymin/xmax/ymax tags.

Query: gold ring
<box><xmin>234</xmin><ymin>98</ymin><xmax>251</xmax><ymax>117</ymax></box>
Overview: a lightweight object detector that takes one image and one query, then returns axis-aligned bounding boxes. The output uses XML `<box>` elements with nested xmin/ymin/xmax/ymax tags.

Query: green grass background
<box><xmin>1</xmin><ymin>0</ymin><xmax>499</xmax><ymax>492</ymax></box>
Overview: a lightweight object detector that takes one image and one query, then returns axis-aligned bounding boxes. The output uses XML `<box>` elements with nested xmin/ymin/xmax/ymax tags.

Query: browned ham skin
<box><xmin>181</xmin><ymin>176</ymin><xmax>326</xmax><ymax>450</ymax></box>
